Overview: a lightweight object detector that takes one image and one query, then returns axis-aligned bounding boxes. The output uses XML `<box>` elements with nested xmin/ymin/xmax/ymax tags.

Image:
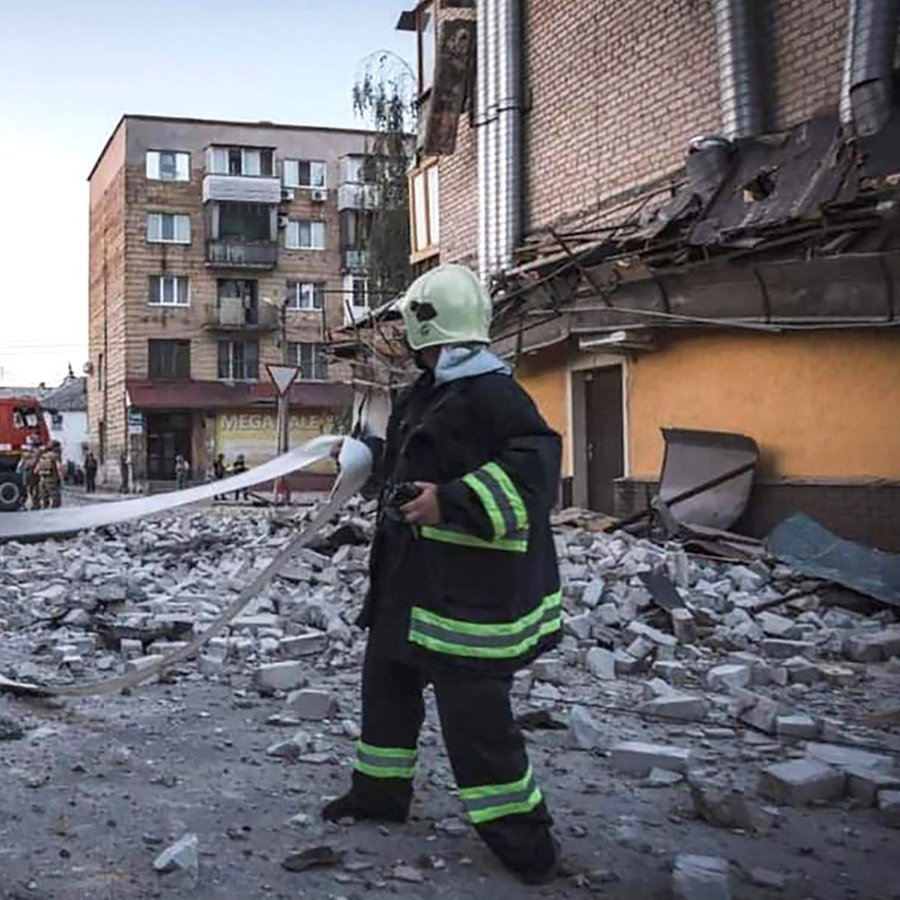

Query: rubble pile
<box><xmin>1</xmin><ymin>501</ymin><xmax>899</xmax><ymax>895</ymax></box>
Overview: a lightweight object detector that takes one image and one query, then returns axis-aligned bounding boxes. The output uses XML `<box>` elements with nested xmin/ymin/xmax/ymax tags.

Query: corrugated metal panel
<box><xmin>202</xmin><ymin>175</ymin><xmax>281</xmax><ymax>204</ymax></box>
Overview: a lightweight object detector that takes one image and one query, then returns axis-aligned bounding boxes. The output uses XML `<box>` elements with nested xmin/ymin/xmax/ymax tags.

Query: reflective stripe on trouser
<box><xmin>408</xmin><ymin>591</ymin><xmax>563</xmax><ymax>660</ymax></box>
<box><xmin>458</xmin><ymin>765</ymin><xmax>544</xmax><ymax>824</ymax></box>
<box><xmin>353</xmin><ymin>741</ymin><xmax>418</xmax><ymax>780</ymax></box>
<box><xmin>462</xmin><ymin>462</ymin><xmax>528</xmax><ymax>540</ymax></box>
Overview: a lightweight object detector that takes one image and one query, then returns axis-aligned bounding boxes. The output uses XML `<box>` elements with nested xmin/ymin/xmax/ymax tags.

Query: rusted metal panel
<box><xmin>422</xmin><ymin>18</ymin><xmax>475</xmax><ymax>156</ymax></box>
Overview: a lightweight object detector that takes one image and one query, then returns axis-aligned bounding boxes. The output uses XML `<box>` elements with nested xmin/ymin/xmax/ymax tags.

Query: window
<box><xmin>286</xmin><ymin>280</ymin><xmax>325</xmax><ymax>310</ymax></box>
<box><xmin>146</xmin><ymin>150</ymin><xmax>190</xmax><ymax>182</ymax></box>
<box><xmin>283</xmin><ymin>159</ymin><xmax>327</xmax><ymax>189</ymax></box>
<box><xmin>149</xmin><ymin>275</ymin><xmax>190</xmax><ymax>306</ymax></box>
<box><xmin>208</xmin><ymin>146</ymin><xmax>274</xmax><ymax>177</ymax></box>
<box><xmin>218</xmin><ymin>202</ymin><xmax>272</xmax><ymax>243</ymax></box>
<box><xmin>217</xmin><ymin>340</ymin><xmax>259</xmax><ymax>381</ymax></box>
<box><xmin>418</xmin><ymin>1</ymin><xmax>436</xmax><ymax>97</ymax></box>
<box><xmin>288</xmin><ymin>342</ymin><xmax>328</xmax><ymax>381</ymax></box>
<box><xmin>147</xmin><ymin>212</ymin><xmax>191</xmax><ymax>244</ymax></box>
<box><xmin>148</xmin><ymin>339</ymin><xmax>191</xmax><ymax>380</ymax></box>
<box><xmin>409</xmin><ymin>161</ymin><xmax>440</xmax><ymax>256</ymax></box>
<box><xmin>285</xmin><ymin>219</ymin><xmax>326</xmax><ymax>250</ymax></box>
<box><xmin>97</xmin><ymin>353</ymin><xmax>104</xmax><ymax>390</ymax></box>
<box><xmin>217</xmin><ymin>279</ymin><xmax>259</xmax><ymax>324</ymax></box>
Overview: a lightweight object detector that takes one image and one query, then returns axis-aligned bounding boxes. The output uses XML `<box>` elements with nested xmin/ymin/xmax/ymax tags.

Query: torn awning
<box><xmin>125</xmin><ymin>379</ymin><xmax>351</xmax><ymax>411</ymax></box>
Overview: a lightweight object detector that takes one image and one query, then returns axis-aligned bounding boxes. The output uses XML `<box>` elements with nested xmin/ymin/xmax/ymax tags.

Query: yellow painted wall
<box><xmin>514</xmin><ymin>344</ymin><xmax>572</xmax><ymax>475</ymax></box>
<box><xmin>628</xmin><ymin>331</ymin><xmax>900</xmax><ymax>479</ymax></box>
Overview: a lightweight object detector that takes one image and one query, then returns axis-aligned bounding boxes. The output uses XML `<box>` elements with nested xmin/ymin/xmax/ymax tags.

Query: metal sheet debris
<box><xmin>657</xmin><ymin>428</ymin><xmax>759</xmax><ymax>532</ymax></box>
<box><xmin>768</xmin><ymin>513</ymin><xmax>900</xmax><ymax>607</ymax></box>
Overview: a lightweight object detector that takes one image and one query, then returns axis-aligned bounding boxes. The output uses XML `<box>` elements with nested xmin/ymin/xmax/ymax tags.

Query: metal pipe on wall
<box><xmin>477</xmin><ymin>0</ymin><xmax>490</xmax><ymax>283</ymax></box>
<box><xmin>839</xmin><ymin>0</ymin><xmax>900</xmax><ymax>136</ymax></box>
<box><xmin>497</xmin><ymin>0</ymin><xmax>524</xmax><ymax>273</ymax></box>
<box><xmin>713</xmin><ymin>0</ymin><xmax>767</xmax><ymax>139</ymax></box>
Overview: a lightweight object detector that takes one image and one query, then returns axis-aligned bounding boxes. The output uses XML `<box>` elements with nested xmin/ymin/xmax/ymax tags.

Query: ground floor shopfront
<box><xmin>121</xmin><ymin>379</ymin><xmax>351</xmax><ymax>491</ymax></box>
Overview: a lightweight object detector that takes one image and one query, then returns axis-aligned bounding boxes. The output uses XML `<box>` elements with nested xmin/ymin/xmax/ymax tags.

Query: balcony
<box><xmin>338</xmin><ymin>182</ymin><xmax>381</xmax><ymax>211</ymax></box>
<box><xmin>206</xmin><ymin>240</ymin><xmax>278</xmax><ymax>269</ymax></box>
<box><xmin>343</xmin><ymin>249</ymin><xmax>368</xmax><ymax>272</ymax></box>
<box><xmin>203</xmin><ymin>298</ymin><xmax>279</xmax><ymax>332</ymax></box>
<box><xmin>202</xmin><ymin>174</ymin><xmax>281</xmax><ymax>204</ymax></box>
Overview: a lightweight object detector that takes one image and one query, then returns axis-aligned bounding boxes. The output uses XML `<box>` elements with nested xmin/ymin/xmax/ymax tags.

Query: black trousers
<box><xmin>348</xmin><ymin>641</ymin><xmax>557</xmax><ymax>876</ymax></box>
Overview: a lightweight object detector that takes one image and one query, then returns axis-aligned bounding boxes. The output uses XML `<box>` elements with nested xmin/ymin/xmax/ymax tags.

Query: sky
<box><xmin>0</xmin><ymin>0</ymin><xmax>414</xmax><ymax>387</ymax></box>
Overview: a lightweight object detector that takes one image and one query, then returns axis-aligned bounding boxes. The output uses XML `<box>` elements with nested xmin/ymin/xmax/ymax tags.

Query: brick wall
<box><xmin>436</xmin><ymin>0</ymin><xmax>854</xmax><ymax>261</ymax></box>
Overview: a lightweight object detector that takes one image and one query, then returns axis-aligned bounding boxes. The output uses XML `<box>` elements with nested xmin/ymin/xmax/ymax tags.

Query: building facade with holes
<box><xmin>389</xmin><ymin>0</ymin><xmax>900</xmax><ymax>550</ymax></box>
<box><xmin>87</xmin><ymin>115</ymin><xmax>383</xmax><ymax>488</ymax></box>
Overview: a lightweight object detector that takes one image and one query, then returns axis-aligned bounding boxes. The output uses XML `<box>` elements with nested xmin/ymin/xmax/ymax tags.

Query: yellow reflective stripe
<box><xmin>468</xmin><ymin>788</ymin><xmax>543</xmax><ymax>824</ymax></box>
<box><xmin>354</xmin><ymin>760</ymin><xmax>416</xmax><ymax>779</ymax></box>
<box><xmin>459</xmin><ymin>766</ymin><xmax>533</xmax><ymax>802</ymax></box>
<box><xmin>408</xmin><ymin>593</ymin><xmax>563</xmax><ymax>660</ymax></box>
<box><xmin>357</xmin><ymin>741</ymin><xmax>417</xmax><ymax>762</ymax></box>
<box><xmin>462</xmin><ymin>471</ymin><xmax>506</xmax><ymax>539</ymax></box>
<box><xmin>419</xmin><ymin>525</ymin><xmax>527</xmax><ymax>554</ymax></box>
<box><xmin>481</xmin><ymin>462</ymin><xmax>528</xmax><ymax>531</ymax></box>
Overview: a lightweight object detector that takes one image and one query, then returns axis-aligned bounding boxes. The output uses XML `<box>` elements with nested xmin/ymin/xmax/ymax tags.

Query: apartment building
<box><xmin>380</xmin><ymin>0</ymin><xmax>900</xmax><ymax>549</ymax></box>
<box><xmin>88</xmin><ymin>115</ymin><xmax>380</xmax><ymax>487</ymax></box>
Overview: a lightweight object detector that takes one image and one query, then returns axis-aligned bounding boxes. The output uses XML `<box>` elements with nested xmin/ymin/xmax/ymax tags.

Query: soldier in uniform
<box><xmin>36</xmin><ymin>441</ymin><xmax>63</xmax><ymax>509</ymax></box>
<box><xmin>17</xmin><ymin>440</ymin><xmax>41</xmax><ymax>510</ymax></box>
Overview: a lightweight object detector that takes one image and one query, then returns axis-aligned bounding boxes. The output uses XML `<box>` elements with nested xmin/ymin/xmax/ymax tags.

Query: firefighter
<box><xmin>35</xmin><ymin>441</ymin><xmax>63</xmax><ymax>509</ymax></box>
<box><xmin>323</xmin><ymin>264</ymin><xmax>564</xmax><ymax>884</ymax></box>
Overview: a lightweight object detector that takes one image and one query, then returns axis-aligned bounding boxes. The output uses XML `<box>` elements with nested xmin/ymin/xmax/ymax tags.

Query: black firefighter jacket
<box><xmin>357</xmin><ymin>368</ymin><xmax>563</xmax><ymax>675</ymax></box>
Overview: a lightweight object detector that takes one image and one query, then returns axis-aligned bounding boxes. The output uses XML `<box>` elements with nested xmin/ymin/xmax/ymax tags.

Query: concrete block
<box><xmin>564</xmin><ymin>612</ymin><xmax>594</xmax><ymax>641</ymax></box>
<box><xmin>627</xmin><ymin>621</ymin><xmax>677</xmax><ymax>648</ymax></box>
<box><xmin>585</xmin><ymin>647</ymin><xmax>616</xmax><ymax>680</ymax></box>
<box><xmin>614</xmin><ymin>649</ymin><xmax>642</xmax><ymax>675</ymax></box>
<box><xmin>776</xmin><ymin>714</ymin><xmax>819</xmax><ymax>739</ymax></box>
<box><xmin>761</xmin><ymin>639</ymin><xmax>816</xmax><ymax>659</ymax></box>
<box><xmin>805</xmin><ymin>742</ymin><xmax>897</xmax><ymax>776</ymax></box>
<box><xmin>877</xmin><ymin>790</ymin><xmax>900</xmax><ymax>828</ymax></box>
<box><xmin>279</xmin><ymin>631</ymin><xmax>327</xmax><ymax>657</ymax></box>
<box><xmin>707</xmin><ymin>664</ymin><xmax>751</xmax><ymax>692</ymax></box>
<box><xmin>755</xmin><ymin>612</ymin><xmax>798</xmax><ymax>639</ymax></box>
<box><xmin>731</xmin><ymin>689</ymin><xmax>782</xmax><ymax>734</ymax></box>
<box><xmin>125</xmin><ymin>654</ymin><xmax>164</xmax><ymax>673</ymax></box>
<box><xmin>567</xmin><ymin>706</ymin><xmax>605</xmax><ymax>750</ymax></box>
<box><xmin>784</xmin><ymin>656</ymin><xmax>821</xmax><ymax>684</ymax></box>
<box><xmin>254</xmin><ymin>660</ymin><xmax>306</xmax><ymax>693</ymax></box>
<box><xmin>846</xmin><ymin>769</ymin><xmax>900</xmax><ymax>807</ymax></box>
<box><xmin>610</xmin><ymin>741</ymin><xmax>693</xmax><ymax>775</ymax></box>
<box><xmin>284</xmin><ymin>688</ymin><xmax>338</xmax><ymax>720</ymax></box>
<box><xmin>653</xmin><ymin>660</ymin><xmax>688</xmax><ymax>686</ymax></box>
<box><xmin>641</xmin><ymin>693</ymin><xmax>709</xmax><ymax>722</ymax></box>
<box><xmin>844</xmin><ymin>629</ymin><xmax>900</xmax><ymax>663</ymax></box>
<box><xmin>595</xmin><ymin>602</ymin><xmax>620</xmax><ymax>626</ymax></box>
<box><xmin>671</xmin><ymin>607</ymin><xmax>698</xmax><ymax>644</ymax></box>
<box><xmin>759</xmin><ymin>759</ymin><xmax>846</xmax><ymax>806</ymax></box>
<box><xmin>120</xmin><ymin>638</ymin><xmax>143</xmax><ymax>660</ymax></box>
<box><xmin>672</xmin><ymin>854</ymin><xmax>731</xmax><ymax>900</ymax></box>
<box><xmin>625</xmin><ymin>635</ymin><xmax>656</xmax><ymax>662</ymax></box>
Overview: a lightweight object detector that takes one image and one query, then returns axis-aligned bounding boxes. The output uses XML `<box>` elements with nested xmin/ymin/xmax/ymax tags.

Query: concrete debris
<box><xmin>153</xmin><ymin>832</ymin><xmax>199</xmax><ymax>876</ymax></box>
<box><xmin>877</xmin><ymin>790</ymin><xmax>900</xmax><ymax>828</ymax></box>
<box><xmin>567</xmin><ymin>706</ymin><xmax>605</xmax><ymax>750</ymax></box>
<box><xmin>1</xmin><ymin>493</ymin><xmax>899</xmax><ymax>900</ymax></box>
<box><xmin>672</xmin><ymin>853</ymin><xmax>732</xmax><ymax>900</ymax></box>
<box><xmin>610</xmin><ymin>741</ymin><xmax>693</xmax><ymax>775</ymax></box>
<box><xmin>758</xmin><ymin>759</ymin><xmax>846</xmax><ymax>806</ymax></box>
<box><xmin>284</xmin><ymin>688</ymin><xmax>339</xmax><ymax>720</ymax></box>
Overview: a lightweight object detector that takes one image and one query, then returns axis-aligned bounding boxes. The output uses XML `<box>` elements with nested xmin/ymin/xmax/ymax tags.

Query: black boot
<box><xmin>321</xmin><ymin>776</ymin><xmax>411</xmax><ymax>824</ymax></box>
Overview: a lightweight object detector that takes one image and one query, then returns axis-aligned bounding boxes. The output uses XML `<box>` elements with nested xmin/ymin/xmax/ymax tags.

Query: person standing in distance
<box><xmin>324</xmin><ymin>264</ymin><xmax>564</xmax><ymax>885</ymax></box>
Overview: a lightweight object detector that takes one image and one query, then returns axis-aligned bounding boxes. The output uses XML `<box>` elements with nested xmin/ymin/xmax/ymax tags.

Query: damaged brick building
<box><xmin>382</xmin><ymin>0</ymin><xmax>900</xmax><ymax>550</ymax></box>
